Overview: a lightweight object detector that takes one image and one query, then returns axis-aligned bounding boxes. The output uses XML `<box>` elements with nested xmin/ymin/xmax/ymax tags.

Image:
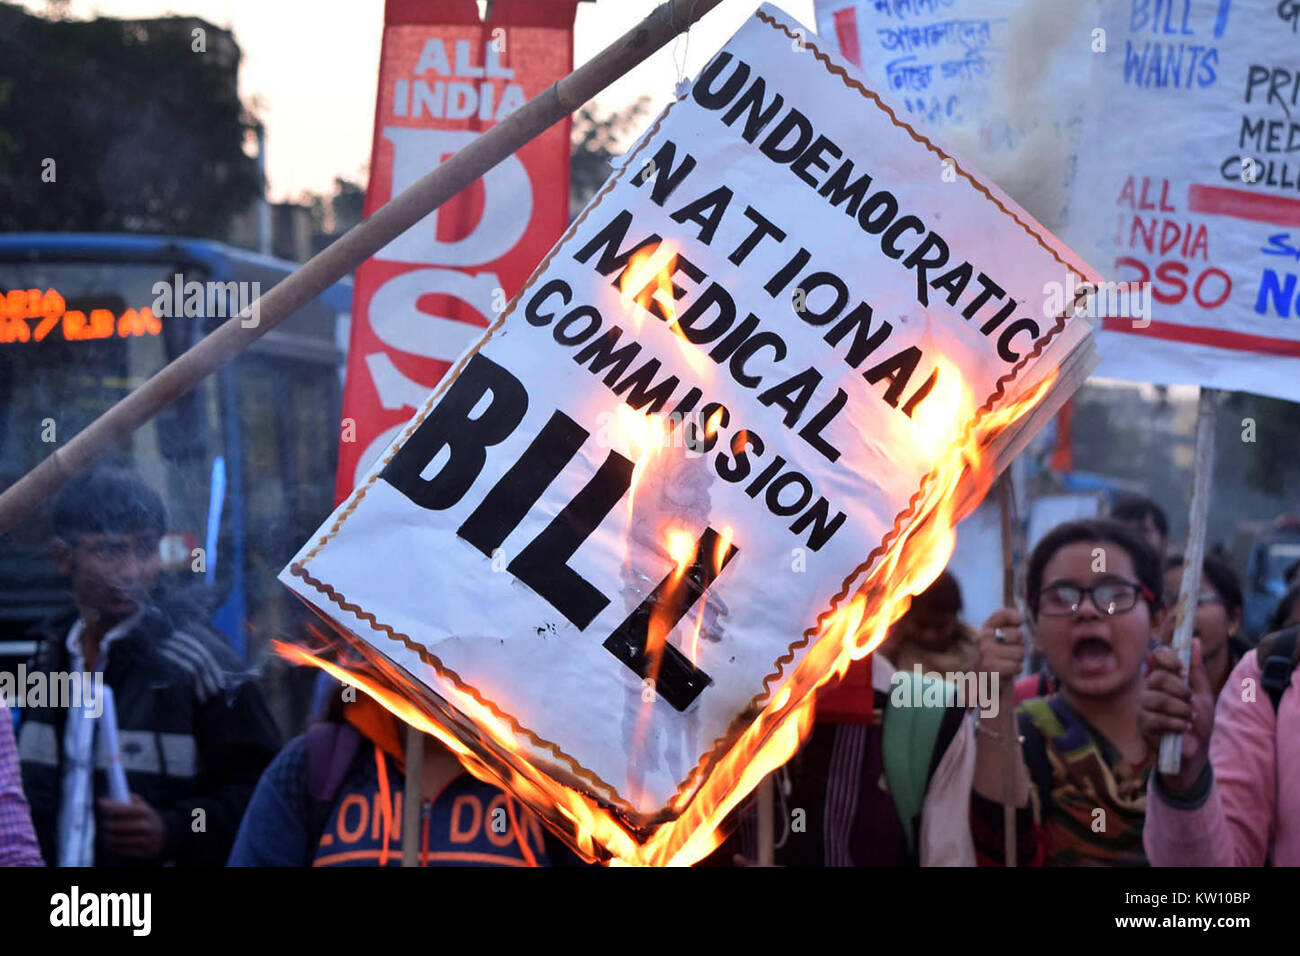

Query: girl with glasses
<box><xmin>970</xmin><ymin>519</ymin><xmax>1165</xmax><ymax>866</ymax></box>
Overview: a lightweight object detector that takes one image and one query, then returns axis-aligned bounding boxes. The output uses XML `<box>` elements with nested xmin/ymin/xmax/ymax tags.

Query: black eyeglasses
<box><xmin>1037</xmin><ymin>579</ymin><xmax>1153</xmax><ymax>617</ymax></box>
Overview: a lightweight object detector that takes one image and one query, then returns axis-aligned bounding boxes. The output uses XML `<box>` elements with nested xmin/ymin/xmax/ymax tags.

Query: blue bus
<box><xmin>0</xmin><ymin>234</ymin><xmax>351</xmax><ymax>728</ymax></box>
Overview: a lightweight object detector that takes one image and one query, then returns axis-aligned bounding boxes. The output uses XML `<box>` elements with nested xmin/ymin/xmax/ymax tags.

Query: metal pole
<box><xmin>996</xmin><ymin>473</ymin><xmax>1021</xmax><ymax>867</ymax></box>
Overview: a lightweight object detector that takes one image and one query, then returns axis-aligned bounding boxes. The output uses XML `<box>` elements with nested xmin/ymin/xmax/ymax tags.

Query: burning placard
<box><xmin>281</xmin><ymin>4</ymin><xmax>1098</xmax><ymax>865</ymax></box>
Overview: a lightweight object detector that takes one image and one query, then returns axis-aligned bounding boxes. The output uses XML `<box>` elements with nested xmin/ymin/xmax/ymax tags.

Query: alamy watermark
<box><xmin>890</xmin><ymin>664</ymin><xmax>1001</xmax><ymax>718</ymax></box>
<box><xmin>1042</xmin><ymin>273</ymin><xmax>1152</xmax><ymax>328</ymax></box>
<box><xmin>50</xmin><ymin>886</ymin><xmax>151</xmax><ymax>936</ymax></box>
<box><xmin>150</xmin><ymin>273</ymin><xmax>261</xmax><ymax>328</ymax></box>
<box><xmin>593</xmin><ymin>407</ymin><xmax>724</xmax><ymax>459</ymax></box>
<box><xmin>0</xmin><ymin>666</ymin><xmax>103</xmax><ymax>717</ymax></box>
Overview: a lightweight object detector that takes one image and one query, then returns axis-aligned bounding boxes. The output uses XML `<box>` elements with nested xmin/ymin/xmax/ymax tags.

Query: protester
<box><xmin>1013</xmin><ymin>666</ymin><xmax>1058</xmax><ymax>706</ymax></box>
<box><xmin>971</xmin><ymin>519</ymin><xmax>1164</xmax><ymax>866</ymax></box>
<box><xmin>1139</xmin><ymin>626</ymin><xmax>1300</xmax><ymax>865</ymax></box>
<box><xmin>1162</xmin><ymin>554</ymin><xmax>1247</xmax><ymax>698</ymax></box>
<box><xmin>1112</xmin><ymin>495</ymin><xmax>1170</xmax><ymax>561</ymax></box>
<box><xmin>880</xmin><ymin>571</ymin><xmax>978</xmax><ymax>675</ymax></box>
<box><xmin>1</xmin><ymin>701</ymin><xmax>43</xmax><ymax>866</ymax></box>
<box><xmin>17</xmin><ymin>468</ymin><xmax>281</xmax><ymax>866</ymax></box>
<box><xmin>704</xmin><ymin>649</ymin><xmax>976</xmax><ymax>867</ymax></box>
<box><xmin>229</xmin><ymin>686</ymin><xmax>573</xmax><ymax>866</ymax></box>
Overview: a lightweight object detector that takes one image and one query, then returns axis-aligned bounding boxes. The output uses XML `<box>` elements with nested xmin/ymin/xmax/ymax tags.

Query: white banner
<box><xmin>1068</xmin><ymin>0</ymin><xmax>1300</xmax><ymax>402</ymax></box>
<box><xmin>812</xmin><ymin>1</ymin><xmax>1099</xmax><ymax>229</ymax></box>
<box><xmin>281</xmin><ymin>4</ymin><xmax>1096</xmax><ymax>834</ymax></box>
<box><xmin>813</xmin><ymin>0</ymin><xmax>1018</xmax><ymax>138</ymax></box>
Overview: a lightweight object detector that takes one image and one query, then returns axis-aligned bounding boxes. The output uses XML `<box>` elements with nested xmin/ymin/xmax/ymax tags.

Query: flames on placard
<box><xmin>649</xmin><ymin>526</ymin><xmax>697</xmax><ymax>681</ymax></box>
<box><xmin>619</xmin><ymin>241</ymin><xmax>709</xmax><ymax>377</ymax></box>
<box><xmin>618</xmin><ymin>404</ymin><xmax>669</xmax><ymax>523</ymax></box>
<box><xmin>275</xmin><ymin>244</ymin><xmax>1058</xmax><ymax>866</ymax></box>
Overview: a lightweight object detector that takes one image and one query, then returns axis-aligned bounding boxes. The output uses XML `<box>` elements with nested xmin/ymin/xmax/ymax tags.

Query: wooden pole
<box><xmin>0</xmin><ymin>0</ymin><xmax>727</xmax><ymax>538</ymax></box>
<box><xmin>996</xmin><ymin>472</ymin><xmax>1021</xmax><ymax>867</ymax></box>
<box><xmin>1159</xmin><ymin>387</ymin><xmax>1219</xmax><ymax>774</ymax></box>
<box><xmin>402</xmin><ymin>729</ymin><xmax>424</xmax><ymax>868</ymax></box>
<box><xmin>757</xmin><ymin>774</ymin><xmax>775</xmax><ymax>867</ymax></box>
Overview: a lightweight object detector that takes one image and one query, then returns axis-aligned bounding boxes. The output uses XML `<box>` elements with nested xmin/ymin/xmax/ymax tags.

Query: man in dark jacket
<box><xmin>17</xmin><ymin>468</ymin><xmax>281</xmax><ymax>866</ymax></box>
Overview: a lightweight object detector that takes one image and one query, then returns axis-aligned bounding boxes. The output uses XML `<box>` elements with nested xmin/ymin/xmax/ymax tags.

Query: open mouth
<box><xmin>1071</xmin><ymin>635</ymin><xmax>1117</xmax><ymax>676</ymax></box>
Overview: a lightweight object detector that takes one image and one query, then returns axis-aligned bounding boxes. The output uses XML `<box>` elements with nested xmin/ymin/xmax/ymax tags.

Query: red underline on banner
<box><xmin>1101</xmin><ymin>317</ymin><xmax>1300</xmax><ymax>357</ymax></box>
<box><xmin>1187</xmin><ymin>183</ymin><xmax>1300</xmax><ymax>227</ymax></box>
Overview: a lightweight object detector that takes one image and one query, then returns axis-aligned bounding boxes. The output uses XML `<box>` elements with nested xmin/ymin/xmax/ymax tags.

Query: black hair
<box><xmin>1165</xmin><ymin>553</ymin><xmax>1243</xmax><ymax>618</ymax></box>
<box><xmin>53</xmin><ymin>468</ymin><xmax>166</xmax><ymax>542</ymax></box>
<box><xmin>1111</xmin><ymin>494</ymin><xmax>1169</xmax><ymax>539</ymax></box>
<box><xmin>909</xmin><ymin>569</ymin><xmax>962</xmax><ymax>617</ymax></box>
<box><xmin>1268</xmin><ymin>583</ymin><xmax>1300</xmax><ymax>634</ymax></box>
<box><xmin>1026</xmin><ymin>519</ymin><xmax>1163</xmax><ymax>616</ymax></box>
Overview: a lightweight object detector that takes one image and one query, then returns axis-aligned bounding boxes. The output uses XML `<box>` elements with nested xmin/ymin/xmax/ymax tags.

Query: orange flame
<box><xmin>277</xmin><ymin>359</ymin><xmax>1057</xmax><ymax>867</ymax></box>
<box><xmin>665</xmin><ymin>527</ymin><xmax>696</xmax><ymax>570</ymax></box>
<box><xmin>619</xmin><ymin>242</ymin><xmax>709</xmax><ymax>377</ymax></box>
<box><xmin>617</xmin><ymin>405</ymin><xmax>671</xmax><ymax>527</ymax></box>
<box><xmin>714</xmin><ymin>524</ymin><xmax>734</xmax><ymax>577</ymax></box>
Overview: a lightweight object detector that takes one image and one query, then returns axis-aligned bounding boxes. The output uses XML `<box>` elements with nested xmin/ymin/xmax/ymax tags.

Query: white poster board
<box><xmin>811</xmin><ymin>0</ymin><xmax>1097</xmax><ymax>233</ymax></box>
<box><xmin>812</xmin><ymin>0</ymin><xmax>1020</xmax><ymax>139</ymax></box>
<box><xmin>1071</xmin><ymin>0</ymin><xmax>1300</xmax><ymax>402</ymax></box>
<box><xmin>281</xmin><ymin>4</ymin><xmax>1097</xmax><ymax>847</ymax></box>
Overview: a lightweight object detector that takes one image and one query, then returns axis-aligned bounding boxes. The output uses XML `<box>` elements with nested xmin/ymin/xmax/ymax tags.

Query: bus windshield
<box><xmin>0</xmin><ymin>259</ymin><xmax>227</xmax><ymax>625</ymax></box>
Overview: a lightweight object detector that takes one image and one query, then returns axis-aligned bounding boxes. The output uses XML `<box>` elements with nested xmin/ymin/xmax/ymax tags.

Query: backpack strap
<box><xmin>305</xmin><ymin>721</ymin><xmax>362</xmax><ymax>856</ymax></box>
<box><xmin>1259</xmin><ymin>626</ymin><xmax>1300</xmax><ymax>715</ymax></box>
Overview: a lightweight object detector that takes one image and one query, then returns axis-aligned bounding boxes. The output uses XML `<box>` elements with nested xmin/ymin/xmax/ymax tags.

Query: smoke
<box><xmin>941</xmin><ymin>0</ymin><xmax>1101</xmax><ymax>233</ymax></box>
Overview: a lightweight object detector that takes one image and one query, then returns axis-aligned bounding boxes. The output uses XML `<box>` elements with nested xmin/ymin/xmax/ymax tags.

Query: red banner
<box><xmin>336</xmin><ymin>0</ymin><xmax>579</xmax><ymax>501</ymax></box>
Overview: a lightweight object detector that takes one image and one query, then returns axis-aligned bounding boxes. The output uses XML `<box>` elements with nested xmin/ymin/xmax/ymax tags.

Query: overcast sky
<box><xmin>18</xmin><ymin>0</ymin><xmax>817</xmax><ymax>201</ymax></box>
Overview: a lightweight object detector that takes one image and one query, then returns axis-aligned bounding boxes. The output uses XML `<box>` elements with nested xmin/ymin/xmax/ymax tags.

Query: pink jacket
<box><xmin>1144</xmin><ymin>648</ymin><xmax>1300</xmax><ymax>866</ymax></box>
<box><xmin>1</xmin><ymin>704</ymin><xmax>44</xmax><ymax>866</ymax></box>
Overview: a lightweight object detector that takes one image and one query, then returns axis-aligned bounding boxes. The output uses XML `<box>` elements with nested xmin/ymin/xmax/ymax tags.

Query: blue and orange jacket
<box><xmin>228</xmin><ymin>697</ymin><xmax>565</xmax><ymax>867</ymax></box>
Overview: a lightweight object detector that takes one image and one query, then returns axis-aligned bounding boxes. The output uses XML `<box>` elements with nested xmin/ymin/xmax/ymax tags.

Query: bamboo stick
<box><xmin>402</xmin><ymin>728</ymin><xmax>424</xmax><ymax>867</ymax></box>
<box><xmin>757</xmin><ymin>774</ymin><xmax>775</xmax><ymax>867</ymax></box>
<box><xmin>1158</xmin><ymin>387</ymin><xmax>1219</xmax><ymax>774</ymax></box>
<box><xmin>0</xmin><ymin>0</ymin><xmax>727</xmax><ymax>537</ymax></box>
<box><xmin>996</xmin><ymin>472</ymin><xmax>1022</xmax><ymax>867</ymax></box>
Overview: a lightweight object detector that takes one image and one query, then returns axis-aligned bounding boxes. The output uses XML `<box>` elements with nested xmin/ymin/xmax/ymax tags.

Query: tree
<box><xmin>0</xmin><ymin>5</ymin><xmax>261</xmax><ymax>238</ymax></box>
<box><xmin>570</xmin><ymin>97</ymin><xmax>650</xmax><ymax>219</ymax></box>
<box><xmin>305</xmin><ymin>176</ymin><xmax>365</xmax><ymax>237</ymax></box>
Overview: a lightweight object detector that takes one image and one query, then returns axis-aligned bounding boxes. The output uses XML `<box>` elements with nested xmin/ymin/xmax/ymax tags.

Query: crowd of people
<box><xmin>1</xmin><ymin>471</ymin><xmax>1296</xmax><ymax>867</ymax></box>
<box><xmin>713</xmin><ymin>496</ymin><xmax>1299</xmax><ymax>867</ymax></box>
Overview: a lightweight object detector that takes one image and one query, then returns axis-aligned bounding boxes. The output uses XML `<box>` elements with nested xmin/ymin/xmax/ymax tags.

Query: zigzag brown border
<box><xmin>290</xmin><ymin>7</ymin><xmax>1093</xmax><ymax>825</ymax></box>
